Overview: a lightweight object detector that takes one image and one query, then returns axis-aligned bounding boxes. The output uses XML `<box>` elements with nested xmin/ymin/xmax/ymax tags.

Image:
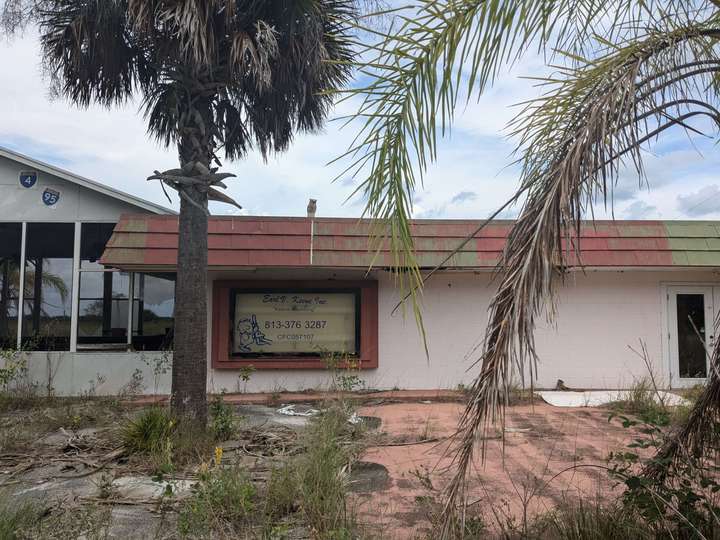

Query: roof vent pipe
<box><xmin>307</xmin><ymin>198</ymin><xmax>317</xmax><ymax>219</ymax></box>
<box><xmin>307</xmin><ymin>199</ymin><xmax>317</xmax><ymax>264</ymax></box>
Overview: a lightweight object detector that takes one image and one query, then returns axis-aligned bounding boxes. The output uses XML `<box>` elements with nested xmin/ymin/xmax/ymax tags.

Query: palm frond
<box><xmin>40</xmin><ymin>0</ymin><xmax>154</xmax><ymax>107</ymax></box>
<box><xmin>439</xmin><ymin>15</ymin><xmax>720</xmax><ymax>536</ymax></box>
<box><xmin>337</xmin><ymin>0</ymin><xmax>678</xmax><ymax>348</ymax></box>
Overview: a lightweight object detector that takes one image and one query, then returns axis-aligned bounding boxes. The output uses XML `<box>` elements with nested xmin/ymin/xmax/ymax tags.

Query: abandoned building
<box><xmin>1</xmin><ymin>146</ymin><xmax>719</xmax><ymax>395</ymax></box>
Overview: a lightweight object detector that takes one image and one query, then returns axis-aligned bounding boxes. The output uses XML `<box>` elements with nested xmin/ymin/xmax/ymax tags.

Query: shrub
<box><xmin>608</xmin><ymin>412</ymin><xmax>720</xmax><ymax>539</ymax></box>
<box><xmin>122</xmin><ymin>406</ymin><xmax>175</xmax><ymax>454</ymax></box>
<box><xmin>209</xmin><ymin>395</ymin><xmax>238</xmax><ymax>441</ymax></box>
<box><xmin>178</xmin><ymin>465</ymin><xmax>256</xmax><ymax>538</ymax></box>
<box><xmin>121</xmin><ymin>406</ymin><xmax>176</xmax><ymax>473</ymax></box>
<box><xmin>522</xmin><ymin>500</ymin><xmax>653</xmax><ymax>540</ymax></box>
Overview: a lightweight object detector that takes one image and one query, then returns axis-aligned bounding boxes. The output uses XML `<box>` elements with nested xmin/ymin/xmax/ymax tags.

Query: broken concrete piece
<box><xmin>112</xmin><ymin>476</ymin><xmax>193</xmax><ymax>499</ymax></box>
<box><xmin>537</xmin><ymin>390</ymin><xmax>690</xmax><ymax>408</ymax></box>
<box><xmin>276</xmin><ymin>404</ymin><xmax>319</xmax><ymax>417</ymax></box>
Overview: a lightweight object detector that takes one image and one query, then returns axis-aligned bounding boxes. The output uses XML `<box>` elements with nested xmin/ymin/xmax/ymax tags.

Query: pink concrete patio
<box><xmin>353</xmin><ymin>401</ymin><xmax>637</xmax><ymax>538</ymax></box>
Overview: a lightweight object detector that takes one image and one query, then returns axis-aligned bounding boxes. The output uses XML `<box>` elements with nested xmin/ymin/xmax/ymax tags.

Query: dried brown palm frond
<box><xmin>437</xmin><ymin>20</ymin><xmax>720</xmax><ymax>538</ymax></box>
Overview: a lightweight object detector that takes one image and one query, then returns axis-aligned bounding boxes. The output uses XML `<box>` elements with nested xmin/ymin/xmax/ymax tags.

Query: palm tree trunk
<box><xmin>171</xmin><ymin>182</ymin><xmax>208</xmax><ymax>425</ymax></box>
<box><xmin>171</xmin><ymin>96</ymin><xmax>213</xmax><ymax>426</ymax></box>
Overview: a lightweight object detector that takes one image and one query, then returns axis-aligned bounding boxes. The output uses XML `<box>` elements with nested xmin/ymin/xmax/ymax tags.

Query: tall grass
<box><xmin>0</xmin><ymin>497</ymin><xmax>40</xmax><ymax>540</ymax></box>
<box><xmin>296</xmin><ymin>405</ymin><xmax>360</xmax><ymax>537</ymax></box>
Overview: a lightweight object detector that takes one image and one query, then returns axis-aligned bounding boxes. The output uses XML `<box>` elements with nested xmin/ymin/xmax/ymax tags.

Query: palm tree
<box><xmin>344</xmin><ymin>0</ymin><xmax>720</xmax><ymax>535</ymax></box>
<box><xmin>32</xmin><ymin>0</ymin><xmax>355</xmax><ymax>425</ymax></box>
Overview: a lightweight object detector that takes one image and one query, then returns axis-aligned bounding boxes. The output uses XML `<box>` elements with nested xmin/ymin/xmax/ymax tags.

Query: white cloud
<box><xmin>0</xmin><ymin>30</ymin><xmax>717</xmax><ymax>223</ymax></box>
<box><xmin>623</xmin><ymin>200</ymin><xmax>658</xmax><ymax>219</ymax></box>
<box><xmin>677</xmin><ymin>185</ymin><xmax>720</xmax><ymax>217</ymax></box>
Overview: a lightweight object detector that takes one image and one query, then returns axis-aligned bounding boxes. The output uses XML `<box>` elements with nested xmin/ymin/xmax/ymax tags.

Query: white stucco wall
<box><xmin>208</xmin><ymin>268</ymin><xmax>719</xmax><ymax>393</ymax></box>
<box><xmin>17</xmin><ymin>268</ymin><xmax>719</xmax><ymax>395</ymax></box>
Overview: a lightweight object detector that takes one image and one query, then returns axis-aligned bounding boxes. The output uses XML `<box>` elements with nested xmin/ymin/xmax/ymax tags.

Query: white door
<box><xmin>667</xmin><ymin>286</ymin><xmax>714</xmax><ymax>387</ymax></box>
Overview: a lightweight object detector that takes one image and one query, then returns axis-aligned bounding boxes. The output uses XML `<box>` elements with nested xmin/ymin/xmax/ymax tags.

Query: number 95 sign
<box><xmin>42</xmin><ymin>188</ymin><xmax>61</xmax><ymax>207</ymax></box>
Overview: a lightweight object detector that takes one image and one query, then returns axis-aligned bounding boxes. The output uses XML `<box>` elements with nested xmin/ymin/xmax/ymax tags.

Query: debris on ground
<box><xmin>276</xmin><ymin>404</ymin><xmax>320</xmax><ymax>417</ymax></box>
<box><xmin>537</xmin><ymin>389</ymin><xmax>689</xmax><ymax>407</ymax></box>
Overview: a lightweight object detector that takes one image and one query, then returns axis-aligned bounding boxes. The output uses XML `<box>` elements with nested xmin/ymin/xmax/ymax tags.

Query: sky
<box><xmin>2</xmin><ymin>30</ymin><xmax>720</xmax><ymax>221</ymax></box>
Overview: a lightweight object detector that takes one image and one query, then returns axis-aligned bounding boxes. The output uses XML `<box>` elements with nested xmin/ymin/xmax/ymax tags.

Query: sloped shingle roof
<box><xmin>100</xmin><ymin>214</ymin><xmax>720</xmax><ymax>270</ymax></box>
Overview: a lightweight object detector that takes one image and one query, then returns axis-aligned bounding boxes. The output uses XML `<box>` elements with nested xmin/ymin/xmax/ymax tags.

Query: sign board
<box><xmin>232</xmin><ymin>292</ymin><xmax>357</xmax><ymax>355</ymax></box>
<box><xmin>19</xmin><ymin>171</ymin><xmax>37</xmax><ymax>189</ymax></box>
<box><xmin>42</xmin><ymin>188</ymin><xmax>61</xmax><ymax>207</ymax></box>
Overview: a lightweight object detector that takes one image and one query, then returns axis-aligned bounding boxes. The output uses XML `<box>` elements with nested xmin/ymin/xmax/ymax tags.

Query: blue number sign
<box><xmin>42</xmin><ymin>188</ymin><xmax>61</xmax><ymax>206</ymax></box>
<box><xmin>19</xmin><ymin>171</ymin><xmax>37</xmax><ymax>188</ymax></box>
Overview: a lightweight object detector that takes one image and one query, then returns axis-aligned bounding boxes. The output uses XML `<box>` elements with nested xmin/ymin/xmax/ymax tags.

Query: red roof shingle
<box><xmin>100</xmin><ymin>214</ymin><xmax>720</xmax><ymax>270</ymax></box>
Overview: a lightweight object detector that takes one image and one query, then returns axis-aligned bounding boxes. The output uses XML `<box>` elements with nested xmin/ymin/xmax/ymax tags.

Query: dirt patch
<box><xmin>349</xmin><ymin>461</ymin><xmax>391</xmax><ymax>493</ymax></box>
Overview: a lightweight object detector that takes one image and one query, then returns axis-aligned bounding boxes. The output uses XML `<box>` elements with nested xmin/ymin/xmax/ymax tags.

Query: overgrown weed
<box><xmin>122</xmin><ymin>406</ymin><xmax>215</xmax><ymax>475</ymax></box>
<box><xmin>178</xmin><ymin>463</ymin><xmax>256</xmax><ymax>538</ymax></box>
<box><xmin>0</xmin><ymin>493</ymin><xmax>111</xmax><ymax>540</ymax></box>
<box><xmin>609</xmin><ymin>377</ymin><xmax>670</xmax><ymax>426</ymax></box>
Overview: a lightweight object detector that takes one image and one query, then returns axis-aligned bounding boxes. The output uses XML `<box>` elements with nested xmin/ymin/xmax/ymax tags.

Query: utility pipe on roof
<box><xmin>307</xmin><ymin>199</ymin><xmax>317</xmax><ymax>265</ymax></box>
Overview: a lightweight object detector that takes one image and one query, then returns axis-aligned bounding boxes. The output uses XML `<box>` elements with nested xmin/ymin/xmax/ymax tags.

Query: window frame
<box><xmin>20</xmin><ymin>222</ymin><xmax>76</xmax><ymax>351</ymax></box>
<box><xmin>3</xmin><ymin>220</ymin><xmax>175</xmax><ymax>353</ymax></box>
<box><xmin>0</xmin><ymin>222</ymin><xmax>23</xmax><ymax>348</ymax></box>
<box><xmin>229</xmin><ymin>288</ymin><xmax>362</xmax><ymax>359</ymax></box>
<box><xmin>212</xmin><ymin>280</ymin><xmax>378</xmax><ymax>370</ymax></box>
<box><xmin>75</xmin><ymin>265</ymin><xmax>134</xmax><ymax>351</ymax></box>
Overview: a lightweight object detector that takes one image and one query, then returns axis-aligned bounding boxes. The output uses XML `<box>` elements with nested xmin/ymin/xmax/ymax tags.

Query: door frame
<box><xmin>662</xmin><ymin>283</ymin><xmax>717</xmax><ymax>388</ymax></box>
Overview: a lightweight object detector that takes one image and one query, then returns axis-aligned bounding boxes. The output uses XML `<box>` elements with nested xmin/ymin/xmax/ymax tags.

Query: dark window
<box><xmin>0</xmin><ymin>223</ymin><xmax>22</xmax><ymax>348</ymax></box>
<box><xmin>80</xmin><ymin>223</ymin><xmax>116</xmax><ymax>270</ymax></box>
<box><xmin>22</xmin><ymin>223</ymin><xmax>74</xmax><ymax>351</ymax></box>
<box><xmin>132</xmin><ymin>273</ymin><xmax>175</xmax><ymax>351</ymax></box>
<box><xmin>77</xmin><ymin>271</ymin><xmax>132</xmax><ymax>347</ymax></box>
<box><xmin>677</xmin><ymin>293</ymin><xmax>708</xmax><ymax>378</ymax></box>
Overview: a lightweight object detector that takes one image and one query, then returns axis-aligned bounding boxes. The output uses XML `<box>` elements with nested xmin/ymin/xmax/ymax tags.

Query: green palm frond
<box><xmin>337</xmin><ymin>0</ymin><xmax>676</xmax><ymax>347</ymax></box>
<box><xmin>342</xmin><ymin>0</ymin><xmax>720</xmax><ymax>535</ymax></box>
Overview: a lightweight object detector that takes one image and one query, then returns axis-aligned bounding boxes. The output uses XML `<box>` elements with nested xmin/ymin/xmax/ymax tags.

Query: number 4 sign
<box><xmin>19</xmin><ymin>171</ymin><xmax>37</xmax><ymax>188</ymax></box>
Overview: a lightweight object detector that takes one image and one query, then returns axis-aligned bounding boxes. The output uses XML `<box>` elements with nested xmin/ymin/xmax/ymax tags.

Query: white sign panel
<box><xmin>233</xmin><ymin>292</ymin><xmax>357</xmax><ymax>355</ymax></box>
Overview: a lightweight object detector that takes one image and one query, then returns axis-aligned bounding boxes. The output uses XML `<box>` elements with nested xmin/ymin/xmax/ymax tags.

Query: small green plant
<box><xmin>321</xmin><ymin>350</ymin><xmax>364</xmax><ymax>393</ymax></box>
<box><xmin>122</xmin><ymin>406</ymin><xmax>176</xmax><ymax>473</ymax></box>
<box><xmin>118</xmin><ymin>368</ymin><xmax>145</xmax><ymax>398</ymax></box>
<box><xmin>237</xmin><ymin>364</ymin><xmax>255</xmax><ymax>393</ymax></box>
<box><xmin>209</xmin><ymin>394</ymin><xmax>238</xmax><ymax>441</ymax></box>
<box><xmin>94</xmin><ymin>472</ymin><xmax>116</xmax><ymax>500</ymax></box>
<box><xmin>122</xmin><ymin>406</ymin><xmax>176</xmax><ymax>453</ymax></box>
<box><xmin>607</xmin><ymin>412</ymin><xmax>720</xmax><ymax>538</ymax></box>
<box><xmin>609</xmin><ymin>378</ymin><xmax>670</xmax><ymax>426</ymax></box>
<box><xmin>178</xmin><ymin>464</ymin><xmax>256</xmax><ymax>538</ymax></box>
<box><xmin>142</xmin><ymin>350</ymin><xmax>172</xmax><ymax>395</ymax></box>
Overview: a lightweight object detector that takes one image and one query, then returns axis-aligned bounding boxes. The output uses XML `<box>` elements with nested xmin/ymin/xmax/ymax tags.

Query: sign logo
<box><xmin>42</xmin><ymin>188</ymin><xmax>60</xmax><ymax>206</ymax></box>
<box><xmin>19</xmin><ymin>171</ymin><xmax>37</xmax><ymax>188</ymax></box>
